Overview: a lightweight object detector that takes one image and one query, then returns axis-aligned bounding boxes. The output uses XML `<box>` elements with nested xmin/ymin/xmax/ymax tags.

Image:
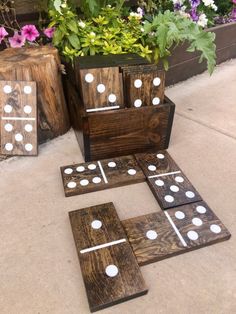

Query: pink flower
<box><xmin>0</xmin><ymin>27</ymin><xmax>8</xmax><ymax>43</ymax></box>
<box><xmin>21</xmin><ymin>24</ymin><xmax>39</xmax><ymax>42</ymax></box>
<box><xmin>43</xmin><ymin>27</ymin><xmax>55</xmax><ymax>39</ymax></box>
<box><xmin>9</xmin><ymin>32</ymin><xmax>26</xmax><ymax>48</ymax></box>
<box><xmin>233</xmin><ymin>0</ymin><xmax>236</xmax><ymax>4</ymax></box>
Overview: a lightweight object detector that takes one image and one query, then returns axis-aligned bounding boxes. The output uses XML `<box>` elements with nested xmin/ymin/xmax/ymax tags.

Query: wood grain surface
<box><xmin>61</xmin><ymin>155</ymin><xmax>145</xmax><ymax>197</ymax></box>
<box><xmin>122</xmin><ymin>201</ymin><xmax>231</xmax><ymax>266</ymax></box>
<box><xmin>69</xmin><ymin>202</ymin><xmax>148</xmax><ymax>312</ymax></box>
<box><xmin>0</xmin><ymin>80</ymin><xmax>37</xmax><ymax>156</ymax></box>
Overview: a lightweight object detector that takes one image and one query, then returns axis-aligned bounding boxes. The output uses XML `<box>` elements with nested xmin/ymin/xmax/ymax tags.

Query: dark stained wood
<box><xmin>0</xmin><ymin>80</ymin><xmax>38</xmax><ymax>156</ymax></box>
<box><xmin>61</xmin><ymin>155</ymin><xmax>145</xmax><ymax>197</ymax></box>
<box><xmin>0</xmin><ymin>47</ymin><xmax>70</xmax><ymax>144</ymax></box>
<box><xmin>122</xmin><ymin>201</ymin><xmax>231</xmax><ymax>266</ymax></box>
<box><xmin>78</xmin><ymin>67</ymin><xmax>124</xmax><ymax>110</ymax></box>
<box><xmin>69</xmin><ymin>202</ymin><xmax>148</xmax><ymax>312</ymax></box>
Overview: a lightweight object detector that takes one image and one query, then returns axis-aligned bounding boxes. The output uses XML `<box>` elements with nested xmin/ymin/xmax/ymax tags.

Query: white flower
<box><xmin>78</xmin><ymin>21</ymin><xmax>86</xmax><ymax>28</ymax></box>
<box><xmin>197</xmin><ymin>13</ymin><xmax>208</xmax><ymax>28</ymax></box>
<box><xmin>202</xmin><ymin>0</ymin><xmax>214</xmax><ymax>7</ymax></box>
<box><xmin>172</xmin><ymin>0</ymin><xmax>184</xmax><ymax>4</ymax></box>
<box><xmin>211</xmin><ymin>4</ymin><xmax>218</xmax><ymax>11</ymax></box>
<box><xmin>129</xmin><ymin>11</ymin><xmax>142</xmax><ymax>19</ymax></box>
<box><xmin>90</xmin><ymin>32</ymin><xmax>96</xmax><ymax>37</ymax></box>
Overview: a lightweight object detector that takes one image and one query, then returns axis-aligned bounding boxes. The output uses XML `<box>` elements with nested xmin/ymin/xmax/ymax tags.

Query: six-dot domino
<box><xmin>135</xmin><ymin>151</ymin><xmax>202</xmax><ymax>209</ymax></box>
<box><xmin>0</xmin><ymin>81</ymin><xmax>37</xmax><ymax>156</ymax></box>
<box><xmin>61</xmin><ymin>155</ymin><xmax>145</xmax><ymax>197</ymax></box>
<box><xmin>122</xmin><ymin>201</ymin><xmax>231</xmax><ymax>266</ymax></box>
<box><xmin>69</xmin><ymin>202</ymin><xmax>148</xmax><ymax>312</ymax></box>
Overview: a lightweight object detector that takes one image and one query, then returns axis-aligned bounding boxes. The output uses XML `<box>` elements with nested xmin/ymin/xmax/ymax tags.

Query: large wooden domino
<box><xmin>78</xmin><ymin>67</ymin><xmax>124</xmax><ymax>112</ymax></box>
<box><xmin>135</xmin><ymin>151</ymin><xmax>202</xmax><ymax>209</ymax></box>
<box><xmin>61</xmin><ymin>155</ymin><xmax>145</xmax><ymax>197</ymax></box>
<box><xmin>0</xmin><ymin>80</ymin><xmax>37</xmax><ymax>156</ymax></box>
<box><xmin>69</xmin><ymin>202</ymin><xmax>148</xmax><ymax>312</ymax></box>
<box><xmin>122</xmin><ymin>201</ymin><xmax>231</xmax><ymax>266</ymax></box>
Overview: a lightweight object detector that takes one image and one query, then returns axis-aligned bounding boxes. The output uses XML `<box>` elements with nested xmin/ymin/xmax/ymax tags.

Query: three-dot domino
<box><xmin>135</xmin><ymin>151</ymin><xmax>202</xmax><ymax>209</ymax></box>
<box><xmin>61</xmin><ymin>155</ymin><xmax>145</xmax><ymax>197</ymax></box>
<box><xmin>0</xmin><ymin>81</ymin><xmax>37</xmax><ymax>156</ymax></box>
<box><xmin>69</xmin><ymin>202</ymin><xmax>148</xmax><ymax>312</ymax></box>
<box><xmin>122</xmin><ymin>201</ymin><xmax>231</xmax><ymax>266</ymax></box>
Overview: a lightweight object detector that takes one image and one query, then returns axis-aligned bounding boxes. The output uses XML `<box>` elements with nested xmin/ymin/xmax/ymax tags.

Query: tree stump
<box><xmin>0</xmin><ymin>46</ymin><xmax>70</xmax><ymax>145</ymax></box>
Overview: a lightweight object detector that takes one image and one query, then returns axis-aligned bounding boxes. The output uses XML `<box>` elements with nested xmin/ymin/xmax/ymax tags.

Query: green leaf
<box><xmin>67</xmin><ymin>20</ymin><xmax>78</xmax><ymax>33</ymax></box>
<box><xmin>54</xmin><ymin>0</ymin><xmax>62</xmax><ymax>14</ymax></box>
<box><xmin>68</xmin><ymin>34</ymin><xmax>80</xmax><ymax>49</ymax></box>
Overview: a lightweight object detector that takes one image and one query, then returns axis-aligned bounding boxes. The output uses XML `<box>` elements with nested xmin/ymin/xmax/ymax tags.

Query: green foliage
<box><xmin>143</xmin><ymin>10</ymin><xmax>216</xmax><ymax>74</ymax></box>
<box><xmin>215</xmin><ymin>0</ymin><xmax>233</xmax><ymax>16</ymax></box>
<box><xmin>137</xmin><ymin>0</ymin><xmax>173</xmax><ymax>14</ymax></box>
<box><xmin>80</xmin><ymin>0</ymin><xmax>126</xmax><ymax>18</ymax></box>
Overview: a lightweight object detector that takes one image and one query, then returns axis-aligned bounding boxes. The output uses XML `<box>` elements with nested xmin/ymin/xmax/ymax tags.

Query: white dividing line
<box><xmin>80</xmin><ymin>238</ymin><xmax>126</xmax><ymax>254</ymax></box>
<box><xmin>148</xmin><ymin>170</ymin><xmax>181</xmax><ymax>179</ymax></box>
<box><xmin>164</xmin><ymin>211</ymin><xmax>187</xmax><ymax>247</ymax></box>
<box><xmin>1</xmin><ymin>117</ymin><xmax>35</xmax><ymax>121</ymax></box>
<box><xmin>86</xmin><ymin>105</ymin><xmax>120</xmax><ymax>113</ymax></box>
<box><xmin>98</xmin><ymin>161</ymin><xmax>108</xmax><ymax>184</ymax></box>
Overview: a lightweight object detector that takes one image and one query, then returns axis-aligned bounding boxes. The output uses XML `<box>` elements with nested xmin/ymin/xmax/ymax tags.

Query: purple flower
<box><xmin>0</xmin><ymin>27</ymin><xmax>8</xmax><ymax>43</ymax></box>
<box><xmin>190</xmin><ymin>0</ymin><xmax>201</xmax><ymax>8</ymax></box>
<box><xmin>21</xmin><ymin>25</ymin><xmax>39</xmax><ymax>42</ymax></box>
<box><xmin>190</xmin><ymin>8</ymin><xmax>199</xmax><ymax>21</ymax></box>
<box><xmin>9</xmin><ymin>32</ymin><xmax>26</xmax><ymax>48</ymax></box>
<box><xmin>43</xmin><ymin>27</ymin><xmax>55</xmax><ymax>38</ymax></box>
<box><xmin>231</xmin><ymin>8</ymin><xmax>236</xmax><ymax>19</ymax></box>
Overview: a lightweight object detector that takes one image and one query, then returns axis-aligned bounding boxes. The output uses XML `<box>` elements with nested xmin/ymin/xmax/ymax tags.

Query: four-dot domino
<box><xmin>61</xmin><ymin>155</ymin><xmax>145</xmax><ymax>197</ymax></box>
<box><xmin>0</xmin><ymin>81</ymin><xmax>37</xmax><ymax>156</ymax></box>
<box><xmin>135</xmin><ymin>151</ymin><xmax>202</xmax><ymax>209</ymax></box>
<box><xmin>122</xmin><ymin>201</ymin><xmax>231</xmax><ymax>266</ymax></box>
<box><xmin>69</xmin><ymin>202</ymin><xmax>148</xmax><ymax>312</ymax></box>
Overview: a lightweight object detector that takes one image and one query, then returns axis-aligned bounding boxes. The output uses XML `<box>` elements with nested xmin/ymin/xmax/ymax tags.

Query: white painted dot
<box><xmin>91</xmin><ymin>220</ymin><xmax>102</xmax><ymax>229</ymax></box>
<box><xmin>24</xmin><ymin>105</ymin><xmax>32</xmax><ymax>114</ymax></box>
<box><xmin>148</xmin><ymin>165</ymin><xmax>156</xmax><ymax>171</ymax></box>
<box><xmin>175</xmin><ymin>211</ymin><xmax>185</xmax><ymax>220</ymax></box>
<box><xmin>92</xmin><ymin>177</ymin><xmax>102</xmax><ymax>184</ymax></box>
<box><xmin>3</xmin><ymin>85</ymin><xmax>12</xmax><ymax>94</ymax></box>
<box><xmin>170</xmin><ymin>185</ymin><xmax>179</xmax><ymax>193</ymax></box>
<box><xmin>196</xmin><ymin>205</ymin><xmax>207</xmax><ymax>214</ymax></box>
<box><xmin>24</xmin><ymin>85</ymin><xmax>32</xmax><ymax>94</ymax></box>
<box><xmin>185</xmin><ymin>191</ymin><xmax>195</xmax><ymax>199</ymax></box>
<box><xmin>97</xmin><ymin>84</ymin><xmax>106</xmax><ymax>93</ymax></box>
<box><xmin>24</xmin><ymin>124</ymin><xmax>33</xmax><ymax>132</ymax></box>
<box><xmin>155</xmin><ymin>179</ymin><xmax>164</xmax><ymax>187</ymax></box>
<box><xmin>67</xmin><ymin>181</ymin><xmax>77</xmax><ymax>189</ymax></box>
<box><xmin>15</xmin><ymin>133</ymin><xmax>23</xmax><ymax>142</ymax></box>
<box><xmin>175</xmin><ymin>176</ymin><xmax>184</xmax><ymax>183</ymax></box>
<box><xmin>187</xmin><ymin>230</ymin><xmax>199</xmax><ymax>241</ymax></box>
<box><xmin>156</xmin><ymin>153</ymin><xmax>165</xmax><ymax>159</ymax></box>
<box><xmin>128</xmin><ymin>169</ymin><xmax>136</xmax><ymax>175</ymax></box>
<box><xmin>134</xmin><ymin>99</ymin><xmax>142</xmax><ymax>107</ymax></box>
<box><xmin>134</xmin><ymin>79</ymin><xmax>142</xmax><ymax>88</ymax></box>
<box><xmin>192</xmin><ymin>218</ymin><xmax>203</xmax><ymax>226</ymax></box>
<box><xmin>152</xmin><ymin>97</ymin><xmax>160</xmax><ymax>105</ymax></box>
<box><xmin>4</xmin><ymin>123</ymin><xmax>13</xmax><ymax>132</ymax></box>
<box><xmin>153</xmin><ymin>77</ymin><xmax>161</xmax><ymax>86</ymax></box>
<box><xmin>88</xmin><ymin>164</ymin><xmax>96</xmax><ymax>170</ymax></box>
<box><xmin>108</xmin><ymin>162</ymin><xmax>116</xmax><ymax>168</ymax></box>
<box><xmin>108</xmin><ymin>94</ymin><xmax>116</xmax><ymax>103</ymax></box>
<box><xmin>85</xmin><ymin>73</ymin><xmax>94</xmax><ymax>83</ymax></box>
<box><xmin>76</xmin><ymin>166</ymin><xmax>85</xmax><ymax>172</ymax></box>
<box><xmin>64</xmin><ymin>168</ymin><xmax>73</xmax><ymax>175</ymax></box>
<box><xmin>4</xmin><ymin>104</ymin><xmax>12</xmax><ymax>113</ymax></box>
<box><xmin>210</xmin><ymin>224</ymin><xmax>221</xmax><ymax>234</ymax></box>
<box><xmin>5</xmin><ymin>143</ymin><xmax>13</xmax><ymax>151</ymax></box>
<box><xmin>25</xmin><ymin>143</ymin><xmax>33</xmax><ymax>151</ymax></box>
<box><xmin>146</xmin><ymin>230</ymin><xmax>158</xmax><ymax>240</ymax></box>
<box><xmin>165</xmin><ymin>195</ymin><xmax>174</xmax><ymax>203</ymax></box>
<box><xmin>105</xmin><ymin>265</ymin><xmax>119</xmax><ymax>278</ymax></box>
<box><xmin>80</xmin><ymin>179</ymin><xmax>89</xmax><ymax>186</ymax></box>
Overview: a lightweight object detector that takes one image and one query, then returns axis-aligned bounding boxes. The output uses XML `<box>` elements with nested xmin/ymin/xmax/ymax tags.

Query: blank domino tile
<box><xmin>69</xmin><ymin>202</ymin><xmax>148</xmax><ymax>312</ymax></box>
<box><xmin>135</xmin><ymin>151</ymin><xmax>202</xmax><ymax>209</ymax></box>
<box><xmin>0</xmin><ymin>80</ymin><xmax>37</xmax><ymax>156</ymax></box>
<box><xmin>79</xmin><ymin>67</ymin><xmax>124</xmax><ymax>111</ymax></box>
<box><xmin>61</xmin><ymin>155</ymin><xmax>145</xmax><ymax>197</ymax></box>
<box><xmin>122</xmin><ymin>201</ymin><xmax>231</xmax><ymax>266</ymax></box>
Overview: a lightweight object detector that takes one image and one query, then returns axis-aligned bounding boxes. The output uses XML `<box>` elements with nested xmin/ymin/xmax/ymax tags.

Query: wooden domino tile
<box><xmin>135</xmin><ymin>151</ymin><xmax>202</xmax><ymax>209</ymax></box>
<box><xmin>78</xmin><ymin>67</ymin><xmax>124</xmax><ymax>111</ymax></box>
<box><xmin>122</xmin><ymin>201</ymin><xmax>231</xmax><ymax>266</ymax></box>
<box><xmin>61</xmin><ymin>155</ymin><xmax>145</xmax><ymax>197</ymax></box>
<box><xmin>0</xmin><ymin>81</ymin><xmax>37</xmax><ymax>156</ymax></box>
<box><xmin>69</xmin><ymin>202</ymin><xmax>148</xmax><ymax>312</ymax></box>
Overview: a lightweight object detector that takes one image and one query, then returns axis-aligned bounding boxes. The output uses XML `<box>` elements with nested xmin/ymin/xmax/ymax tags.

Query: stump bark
<box><xmin>0</xmin><ymin>46</ymin><xmax>70</xmax><ymax>144</ymax></box>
